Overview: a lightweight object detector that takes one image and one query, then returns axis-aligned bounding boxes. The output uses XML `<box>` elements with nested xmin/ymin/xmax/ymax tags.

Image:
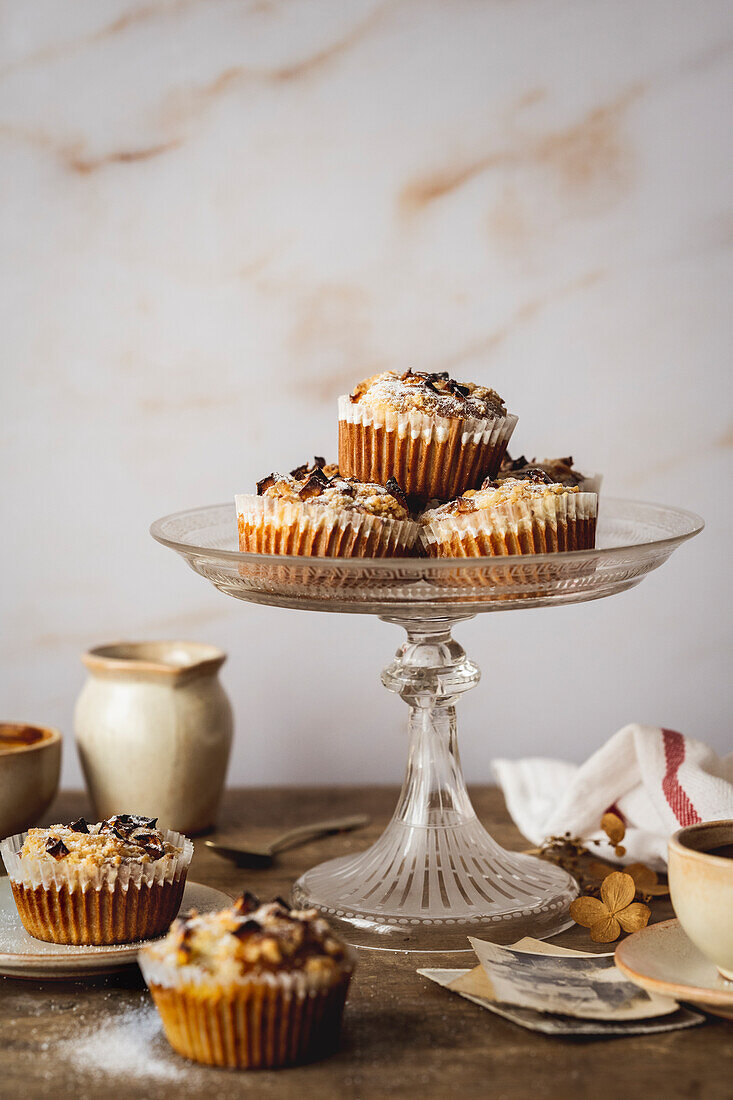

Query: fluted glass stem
<box><xmin>383</xmin><ymin>618</ymin><xmax>480</xmax><ymax>829</ymax></box>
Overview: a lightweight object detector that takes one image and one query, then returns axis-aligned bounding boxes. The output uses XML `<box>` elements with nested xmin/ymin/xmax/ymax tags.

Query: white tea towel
<box><xmin>493</xmin><ymin>724</ymin><xmax>733</xmax><ymax>868</ymax></box>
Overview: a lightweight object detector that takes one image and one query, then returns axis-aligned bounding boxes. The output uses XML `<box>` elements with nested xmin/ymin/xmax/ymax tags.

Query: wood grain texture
<box><xmin>0</xmin><ymin>787</ymin><xmax>730</xmax><ymax>1100</ymax></box>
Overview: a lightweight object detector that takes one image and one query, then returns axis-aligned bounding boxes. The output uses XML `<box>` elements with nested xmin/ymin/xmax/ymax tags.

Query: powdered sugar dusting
<box><xmin>56</xmin><ymin>994</ymin><xmax>186</xmax><ymax>1083</ymax></box>
<box><xmin>350</xmin><ymin>370</ymin><xmax>507</xmax><ymax>420</ymax></box>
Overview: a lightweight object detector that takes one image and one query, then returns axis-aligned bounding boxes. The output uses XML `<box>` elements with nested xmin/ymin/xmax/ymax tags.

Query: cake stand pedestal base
<box><xmin>292</xmin><ymin>617</ymin><xmax>576</xmax><ymax>951</ymax></box>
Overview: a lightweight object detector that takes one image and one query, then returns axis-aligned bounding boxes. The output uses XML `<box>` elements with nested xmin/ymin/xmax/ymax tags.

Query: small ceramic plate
<box><xmin>616</xmin><ymin>918</ymin><xmax>733</xmax><ymax>1017</ymax></box>
<box><xmin>0</xmin><ymin>878</ymin><xmax>232</xmax><ymax>978</ymax></box>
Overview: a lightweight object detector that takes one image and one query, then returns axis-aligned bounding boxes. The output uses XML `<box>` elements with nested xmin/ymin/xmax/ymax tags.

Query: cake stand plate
<box><xmin>151</xmin><ymin>498</ymin><xmax>702</xmax><ymax>951</ymax></box>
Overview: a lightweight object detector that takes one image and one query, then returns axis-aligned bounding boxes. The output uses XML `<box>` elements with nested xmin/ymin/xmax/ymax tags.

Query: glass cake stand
<box><xmin>151</xmin><ymin>498</ymin><xmax>702</xmax><ymax>951</ymax></box>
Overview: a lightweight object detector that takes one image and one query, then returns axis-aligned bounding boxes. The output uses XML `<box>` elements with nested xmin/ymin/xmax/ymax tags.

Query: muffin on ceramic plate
<box><xmin>139</xmin><ymin>893</ymin><xmax>356</xmax><ymax>1069</ymax></box>
<box><xmin>498</xmin><ymin>453</ymin><xmax>601</xmax><ymax>495</ymax></box>
<box><xmin>338</xmin><ymin>370</ymin><xmax>517</xmax><ymax>504</ymax></box>
<box><xmin>419</xmin><ymin>470</ymin><xmax>597</xmax><ymax>557</ymax></box>
<box><xmin>0</xmin><ymin>814</ymin><xmax>193</xmax><ymax>945</ymax></box>
<box><xmin>236</xmin><ymin>461</ymin><xmax>418</xmax><ymax>558</ymax></box>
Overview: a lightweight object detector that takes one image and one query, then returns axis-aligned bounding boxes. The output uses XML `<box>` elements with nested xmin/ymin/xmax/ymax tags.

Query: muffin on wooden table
<box><xmin>0</xmin><ymin>814</ymin><xmax>193</xmax><ymax>945</ymax></box>
<box><xmin>420</xmin><ymin>470</ymin><xmax>597</xmax><ymax>557</ymax></box>
<box><xmin>338</xmin><ymin>370</ymin><xmax>517</xmax><ymax>504</ymax></box>
<box><xmin>499</xmin><ymin>453</ymin><xmax>601</xmax><ymax>495</ymax></box>
<box><xmin>139</xmin><ymin>893</ymin><xmax>356</xmax><ymax>1069</ymax></box>
<box><xmin>236</xmin><ymin>460</ymin><xmax>418</xmax><ymax>557</ymax></box>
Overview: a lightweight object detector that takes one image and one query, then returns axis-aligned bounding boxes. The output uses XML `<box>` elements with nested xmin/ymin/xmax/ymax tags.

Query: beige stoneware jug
<box><xmin>75</xmin><ymin>642</ymin><xmax>233</xmax><ymax>835</ymax></box>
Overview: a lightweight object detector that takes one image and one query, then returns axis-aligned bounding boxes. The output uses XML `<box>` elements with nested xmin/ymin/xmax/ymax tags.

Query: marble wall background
<box><xmin>2</xmin><ymin>0</ymin><xmax>732</xmax><ymax>793</ymax></box>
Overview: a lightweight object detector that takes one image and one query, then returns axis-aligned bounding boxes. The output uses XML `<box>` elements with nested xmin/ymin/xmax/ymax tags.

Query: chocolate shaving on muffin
<box><xmin>260</xmin><ymin>464</ymin><xmax>340</xmax><ymax>500</ymax></box>
<box><xmin>289</xmin><ymin>456</ymin><xmax>338</xmax><ymax>481</ymax></box>
<box><xmin>44</xmin><ymin>836</ymin><xmax>69</xmax><ymax>860</ymax></box>
<box><xmin>402</xmin><ymin>369</ymin><xmax>471</xmax><ymax>403</ymax></box>
<box><xmin>68</xmin><ymin>817</ymin><xmax>90</xmax><ymax>834</ymax></box>
<box><xmin>384</xmin><ymin>477</ymin><xmax>409</xmax><ymax>512</ymax></box>
<box><xmin>498</xmin><ymin>453</ymin><xmax>590</xmax><ymax>489</ymax></box>
<box><xmin>134</xmin><ymin>833</ymin><xmax>166</xmax><ymax>860</ymax></box>
<box><xmin>483</xmin><ymin>467</ymin><xmax>554</xmax><ymax>489</ymax></box>
<box><xmin>257</xmin><ymin>474</ymin><xmax>278</xmax><ymax>496</ymax></box>
<box><xmin>101</xmin><ymin>813</ymin><xmax>158</xmax><ymax>835</ymax></box>
<box><xmin>504</xmin><ymin>452</ymin><xmax>529</xmax><ymax>471</ymax></box>
<box><xmin>230</xmin><ymin>919</ymin><xmax>263</xmax><ymax>939</ymax></box>
<box><xmin>173</xmin><ymin>916</ymin><xmax>195</xmax><ymax>963</ymax></box>
<box><xmin>232</xmin><ymin>891</ymin><xmax>261</xmax><ymax>916</ymax></box>
<box><xmin>298</xmin><ymin>469</ymin><xmax>329</xmax><ymax>500</ymax></box>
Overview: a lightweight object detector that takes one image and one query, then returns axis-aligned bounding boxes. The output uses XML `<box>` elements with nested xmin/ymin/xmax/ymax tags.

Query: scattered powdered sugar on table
<box><xmin>56</xmin><ymin>995</ymin><xmax>186</xmax><ymax>1083</ymax></box>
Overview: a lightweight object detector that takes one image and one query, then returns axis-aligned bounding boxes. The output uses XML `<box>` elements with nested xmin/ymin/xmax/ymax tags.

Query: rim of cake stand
<box><xmin>150</xmin><ymin>497</ymin><xmax>704</xmax><ymax>568</ymax></box>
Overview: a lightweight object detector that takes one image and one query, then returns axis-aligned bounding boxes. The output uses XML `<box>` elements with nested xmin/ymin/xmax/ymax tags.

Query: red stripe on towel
<box><xmin>661</xmin><ymin>729</ymin><xmax>701</xmax><ymax>826</ymax></box>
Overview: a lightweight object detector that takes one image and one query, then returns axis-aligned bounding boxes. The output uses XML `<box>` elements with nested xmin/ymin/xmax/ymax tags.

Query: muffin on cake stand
<box><xmin>151</xmin><ymin>498</ymin><xmax>702</xmax><ymax>952</ymax></box>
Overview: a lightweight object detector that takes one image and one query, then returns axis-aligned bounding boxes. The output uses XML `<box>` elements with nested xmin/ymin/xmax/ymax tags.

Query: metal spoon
<box><xmin>204</xmin><ymin>814</ymin><xmax>369</xmax><ymax>868</ymax></box>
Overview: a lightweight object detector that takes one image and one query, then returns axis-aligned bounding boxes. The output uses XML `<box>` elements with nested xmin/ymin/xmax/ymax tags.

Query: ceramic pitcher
<box><xmin>75</xmin><ymin>642</ymin><xmax>233</xmax><ymax>835</ymax></box>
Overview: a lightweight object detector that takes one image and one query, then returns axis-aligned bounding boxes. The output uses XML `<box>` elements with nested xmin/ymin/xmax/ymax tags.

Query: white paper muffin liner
<box><xmin>338</xmin><ymin>394</ymin><xmax>518</xmax><ymax>502</ymax></box>
<box><xmin>139</xmin><ymin>947</ymin><xmax>356</xmax><ymax>1068</ymax></box>
<box><xmin>236</xmin><ymin>494</ymin><xmax>419</xmax><ymax>558</ymax></box>
<box><xmin>420</xmin><ymin>491</ymin><xmax>598</xmax><ymax>557</ymax></box>
<box><xmin>577</xmin><ymin>472</ymin><xmax>603</xmax><ymax>496</ymax></box>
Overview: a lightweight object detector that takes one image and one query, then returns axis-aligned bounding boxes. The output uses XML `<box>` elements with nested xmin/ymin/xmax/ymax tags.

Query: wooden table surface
<box><xmin>2</xmin><ymin>787</ymin><xmax>730</xmax><ymax>1100</ymax></box>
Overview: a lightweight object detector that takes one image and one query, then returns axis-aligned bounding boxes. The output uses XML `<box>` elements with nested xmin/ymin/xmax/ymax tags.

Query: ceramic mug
<box><xmin>75</xmin><ymin>642</ymin><xmax>233</xmax><ymax>835</ymax></box>
<box><xmin>668</xmin><ymin>820</ymin><xmax>733</xmax><ymax>979</ymax></box>
<box><xmin>0</xmin><ymin>723</ymin><xmax>61</xmax><ymax>837</ymax></box>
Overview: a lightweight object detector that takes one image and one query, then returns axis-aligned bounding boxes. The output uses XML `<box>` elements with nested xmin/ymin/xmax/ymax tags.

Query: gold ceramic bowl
<box><xmin>668</xmin><ymin>820</ymin><xmax>733</xmax><ymax>979</ymax></box>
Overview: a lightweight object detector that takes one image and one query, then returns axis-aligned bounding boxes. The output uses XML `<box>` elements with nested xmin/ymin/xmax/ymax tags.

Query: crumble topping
<box><xmin>151</xmin><ymin>894</ymin><xmax>350</xmax><ymax>982</ymax></box>
<box><xmin>499</xmin><ymin>453</ymin><xmax>588</xmax><ymax>488</ymax></box>
<box><xmin>21</xmin><ymin>815</ymin><xmax>181</xmax><ymax>867</ymax></box>
<box><xmin>256</xmin><ymin>466</ymin><xmax>410</xmax><ymax>519</ymax></box>
<box><xmin>421</xmin><ymin>475</ymin><xmax>581</xmax><ymax>520</ymax></box>
<box><xmin>346</xmin><ymin>370</ymin><xmax>507</xmax><ymax>420</ymax></box>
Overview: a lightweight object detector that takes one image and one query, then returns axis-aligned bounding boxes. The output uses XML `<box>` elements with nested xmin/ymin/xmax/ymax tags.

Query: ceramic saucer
<box><xmin>616</xmin><ymin>918</ymin><xmax>733</xmax><ymax>1018</ymax></box>
<box><xmin>0</xmin><ymin>877</ymin><xmax>232</xmax><ymax>979</ymax></box>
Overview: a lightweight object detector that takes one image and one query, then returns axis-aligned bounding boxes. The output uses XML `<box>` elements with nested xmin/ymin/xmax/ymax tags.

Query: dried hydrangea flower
<box><xmin>625</xmin><ymin>862</ymin><xmax>670</xmax><ymax>897</ymax></box>
<box><xmin>601</xmin><ymin>811</ymin><xmax>625</xmax><ymax>844</ymax></box>
<box><xmin>569</xmin><ymin>871</ymin><xmax>651</xmax><ymax>943</ymax></box>
<box><xmin>601</xmin><ymin>811</ymin><xmax>628</xmax><ymax>858</ymax></box>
